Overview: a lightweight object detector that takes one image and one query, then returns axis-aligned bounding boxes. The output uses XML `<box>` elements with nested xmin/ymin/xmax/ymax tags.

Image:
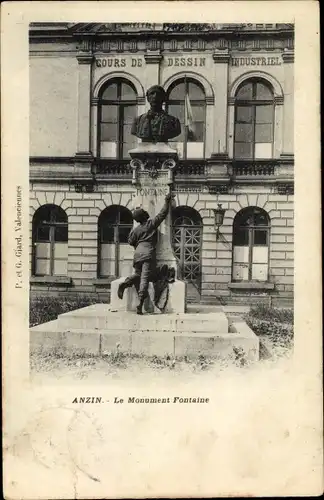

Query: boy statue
<box><xmin>118</xmin><ymin>193</ymin><xmax>173</xmax><ymax>315</ymax></box>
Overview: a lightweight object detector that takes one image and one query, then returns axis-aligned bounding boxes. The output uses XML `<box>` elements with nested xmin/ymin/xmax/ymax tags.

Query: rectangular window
<box><xmin>100</xmin><ymin>123</ymin><xmax>118</xmax><ymax>142</ymax></box>
<box><xmin>236</xmin><ymin>106</ymin><xmax>253</xmax><ymax>123</ymax></box>
<box><xmin>235</xmin><ymin>123</ymin><xmax>253</xmax><ymax>143</ymax></box>
<box><xmin>100</xmin><ymin>243</ymin><xmax>116</xmax><ymax>277</ymax></box>
<box><xmin>254</xmin><ymin>143</ymin><xmax>272</xmax><ymax>159</ymax></box>
<box><xmin>255</xmin><ymin>123</ymin><xmax>272</xmax><ymax>142</ymax></box>
<box><xmin>234</xmin><ymin>142</ymin><xmax>253</xmax><ymax>159</ymax></box>
<box><xmin>36</xmin><ymin>226</ymin><xmax>50</xmax><ymax>242</ymax></box>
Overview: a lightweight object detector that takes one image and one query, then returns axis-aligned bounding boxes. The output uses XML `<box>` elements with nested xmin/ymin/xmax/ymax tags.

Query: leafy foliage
<box><xmin>29</xmin><ymin>295</ymin><xmax>101</xmax><ymax>327</ymax></box>
<box><xmin>248</xmin><ymin>304</ymin><xmax>294</xmax><ymax>325</ymax></box>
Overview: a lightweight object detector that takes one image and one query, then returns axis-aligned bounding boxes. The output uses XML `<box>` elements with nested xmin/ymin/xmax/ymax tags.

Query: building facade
<box><xmin>29</xmin><ymin>23</ymin><xmax>294</xmax><ymax>306</ymax></box>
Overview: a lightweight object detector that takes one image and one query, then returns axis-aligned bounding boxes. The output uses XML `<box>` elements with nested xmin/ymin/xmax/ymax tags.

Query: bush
<box><xmin>246</xmin><ymin>317</ymin><xmax>293</xmax><ymax>351</ymax></box>
<box><xmin>30</xmin><ymin>295</ymin><xmax>102</xmax><ymax>327</ymax></box>
<box><xmin>248</xmin><ymin>304</ymin><xmax>293</xmax><ymax>325</ymax></box>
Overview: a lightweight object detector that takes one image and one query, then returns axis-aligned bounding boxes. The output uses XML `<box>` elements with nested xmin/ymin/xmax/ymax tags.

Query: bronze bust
<box><xmin>131</xmin><ymin>85</ymin><xmax>181</xmax><ymax>143</ymax></box>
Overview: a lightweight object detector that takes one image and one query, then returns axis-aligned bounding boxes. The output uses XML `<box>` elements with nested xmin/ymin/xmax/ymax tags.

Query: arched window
<box><xmin>98</xmin><ymin>79</ymin><xmax>137</xmax><ymax>159</ymax></box>
<box><xmin>172</xmin><ymin>206</ymin><xmax>203</xmax><ymax>299</ymax></box>
<box><xmin>232</xmin><ymin>207</ymin><xmax>270</xmax><ymax>282</ymax></box>
<box><xmin>32</xmin><ymin>205</ymin><xmax>68</xmax><ymax>276</ymax></box>
<box><xmin>98</xmin><ymin>205</ymin><xmax>133</xmax><ymax>278</ymax></box>
<box><xmin>234</xmin><ymin>79</ymin><xmax>274</xmax><ymax>159</ymax></box>
<box><xmin>167</xmin><ymin>79</ymin><xmax>206</xmax><ymax>159</ymax></box>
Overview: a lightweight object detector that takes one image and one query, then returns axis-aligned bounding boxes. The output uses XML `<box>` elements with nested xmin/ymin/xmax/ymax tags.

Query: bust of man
<box><xmin>131</xmin><ymin>85</ymin><xmax>181</xmax><ymax>143</ymax></box>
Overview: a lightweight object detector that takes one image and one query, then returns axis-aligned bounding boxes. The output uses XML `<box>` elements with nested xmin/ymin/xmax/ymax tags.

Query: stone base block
<box><xmin>110</xmin><ymin>277</ymin><xmax>186</xmax><ymax>314</ymax></box>
<box><xmin>30</xmin><ymin>304</ymin><xmax>259</xmax><ymax>361</ymax></box>
<box><xmin>57</xmin><ymin>304</ymin><xmax>228</xmax><ymax>333</ymax></box>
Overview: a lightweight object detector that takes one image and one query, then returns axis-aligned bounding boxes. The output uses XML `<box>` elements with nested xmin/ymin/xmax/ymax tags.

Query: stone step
<box><xmin>57</xmin><ymin>305</ymin><xmax>229</xmax><ymax>333</ymax></box>
<box><xmin>30</xmin><ymin>320</ymin><xmax>258</xmax><ymax>360</ymax></box>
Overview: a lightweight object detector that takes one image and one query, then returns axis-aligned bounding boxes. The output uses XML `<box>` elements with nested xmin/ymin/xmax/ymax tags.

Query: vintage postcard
<box><xmin>2</xmin><ymin>1</ymin><xmax>322</xmax><ymax>498</ymax></box>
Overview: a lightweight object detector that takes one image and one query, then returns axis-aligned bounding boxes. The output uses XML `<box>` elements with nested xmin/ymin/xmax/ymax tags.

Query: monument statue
<box><xmin>118</xmin><ymin>193</ymin><xmax>175</xmax><ymax>315</ymax></box>
<box><xmin>113</xmin><ymin>83</ymin><xmax>185</xmax><ymax>316</ymax></box>
<box><xmin>131</xmin><ymin>85</ymin><xmax>181</xmax><ymax>143</ymax></box>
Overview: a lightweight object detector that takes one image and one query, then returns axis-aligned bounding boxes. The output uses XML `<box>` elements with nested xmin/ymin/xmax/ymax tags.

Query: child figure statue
<box><xmin>118</xmin><ymin>193</ymin><xmax>174</xmax><ymax>315</ymax></box>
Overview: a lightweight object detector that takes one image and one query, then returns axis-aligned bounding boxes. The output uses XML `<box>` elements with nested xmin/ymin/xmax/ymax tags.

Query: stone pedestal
<box><xmin>111</xmin><ymin>141</ymin><xmax>186</xmax><ymax>313</ymax></box>
<box><xmin>30</xmin><ymin>304</ymin><xmax>260</xmax><ymax>361</ymax></box>
<box><xmin>111</xmin><ymin>276</ymin><xmax>186</xmax><ymax>314</ymax></box>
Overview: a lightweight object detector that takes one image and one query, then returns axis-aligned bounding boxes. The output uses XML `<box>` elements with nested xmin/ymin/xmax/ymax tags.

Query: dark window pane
<box><xmin>120</xmin><ymin>82</ymin><xmax>136</xmax><ymax>100</ymax></box>
<box><xmin>36</xmin><ymin>225</ymin><xmax>50</xmax><ymax>241</ymax></box>
<box><xmin>169</xmin><ymin>83</ymin><xmax>185</xmax><ymax>100</ymax></box>
<box><xmin>101</xmin><ymin>123</ymin><xmax>118</xmax><ymax>141</ymax></box>
<box><xmin>255</xmin><ymin>105</ymin><xmax>273</xmax><ymax>124</ymax></box>
<box><xmin>118</xmin><ymin>225</ymin><xmax>132</xmax><ymax>243</ymax></box>
<box><xmin>255</xmin><ymin>123</ymin><xmax>272</xmax><ymax>142</ymax></box>
<box><xmin>119</xmin><ymin>209</ymin><xmax>133</xmax><ymax>225</ymax></box>
<box><xmin>36</xmin><ymin>206</ymin><xmax>52</xmax><ymax>223</ymax></box>
<box><xmin>101</xmin><ymin>105</ymin><xmax>118</xmax><ymax>123</ymax></box>
<box><xmin>190</xmin><ymin>103</ymin><xmax>205</xmax><ymax>122</ymax></box>
<box><xmin>188</xmin><ymin>82</ymin><xmax>205</xmax><ymax>100</ymax></box>
<box><xmin>256</xmin><ymin>83</ymin><xmax>273</xmax><ymax>100</ymax></box>
<box><xmin>234</xmin><ymin>142</ymin><xmax>253</xmax><ymax>158</ymax></box>
<box><xmin>101</xmin><ymin>225</ymin><xmax>115</xmax><ymax>243</ymax></box>
<box><xmin>236</xmin><ymin>82</ymin><xmax>253</xmax><ymax>100</ymax></box>
<box><xmin>52</xmin><ymin>207</ymin><xmax>67</xmax><ymax>223</ymax></box>
<box><xmin>236</xmin><ymin>106</ymin><xmax>253</xmax><ymax>123</ymax></box>
<box><xmin>122</xmin><ymin>140</ymin><xmax>137</xmax><ymax>158</ymax></box>
<box><xmin>55</xmin><ymin>225</ymin><xmax>68</xmax><ymax>242</ymax></box>
<box><xmin>235</xmin><ymin>212</ymin><xmax>252</xmax><ymax>227</ymax></box>
<box><xmin>254</xmin><ymin>211</ymin><xmax>269</xmax><ymax>226</ymax></box>
<box><xmin>123</xmin><ymin>105</ymin><xmax>136</xmax><ymax>124</ymax></box>
<box><xmin>101</xmin><ymin>83</ymin><xmax>118</xmax><ymax>100</ymax></box>
<box><xmin>123</xmin><ymin>123</ymin><xmax>133</xmax><ymax>142</ymax></box>
<box><xmin>168</xmin><ymin>103</ymin><xmax>185</xmax><ymax>122</ymax></box>
<box><xmin>253</xmin><ymin>229</ymin><xmax>268</xmax><ymax>245</ymax></box>
<box><xmin>233</xmin><ymin>228</ymin><xmax>249</xmax><ymax>245</ymax></box>
<box><xmin>102</xmin><ymin>207</ymin><xmax>120</xmax><ymax>225</ymax></box>
<box><xmin>188</xmin><ymin>121</ymin><xmax>204</xmax><ymax>142</ymax></box>
<box><xmin>235</xmin><ymin>123</ymin><xmax>253</xmax><ymax>142</ymax></box>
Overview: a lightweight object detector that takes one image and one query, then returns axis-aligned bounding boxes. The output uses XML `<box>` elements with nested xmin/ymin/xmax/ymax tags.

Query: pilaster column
<box><xmin>144</xmin><ymin>52</ymin><xmax>163</xmax><ymax>93</ymax></box>
<box><xmin>212</xmin><ymin>52</ymin><xmax>230</xmax><ymax>156</ymax></box>
<box><xmin>282</xmin><ymin>50</ymin><xmax>294</xmax><ymax>155</ymax></box>
<box><xmin>274</xmin><ymin>96</ymin><xmax>284</xmax><ymax>158</ymax></box>
<box><xmin>90</xmin><ymin>97</ymin><xmax>98</xmax><ymax>156</ymax></box>
<box><xmin>76</xmin><ymin>54</ymin><xmax>93</xmax><ymax>157</ymax></box>
<box><xmin>227</xmin><ymin>97</ymin><xmax>235</xmax><ymax>158</ymax></box>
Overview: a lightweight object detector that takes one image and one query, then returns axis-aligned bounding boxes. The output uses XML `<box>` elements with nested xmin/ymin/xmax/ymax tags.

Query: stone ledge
<box><xmin>30</xmin><ymin>276</ymin><xmax>72</xmax><ymax>286</ymax></box>
<box><xmin>30</xmin><ymin>319</ymin><xmax>259</xmax><ymax>360</ymax></box>
<box><xmin>93</xmin><ymin>278</ymin><xmax>114</xmax><ymax>287</ymax></box>
<box><xmin>228</xmin><ymin>281</ymin><xmax>275</xmax><ymax>291</ymax></box>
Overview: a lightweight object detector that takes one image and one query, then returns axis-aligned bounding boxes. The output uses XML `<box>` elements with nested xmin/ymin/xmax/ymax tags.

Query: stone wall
<box><xmin>30</xmin><ymin>181</ymin><xmax>294</xmax><ymax>306</ymax></box>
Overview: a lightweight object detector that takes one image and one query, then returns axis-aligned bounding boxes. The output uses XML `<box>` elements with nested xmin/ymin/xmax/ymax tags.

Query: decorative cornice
<box><xmin>137</xmin><ymin>96</ymin><xmax>146</xmax><ymax>105</ymax></box>
<box><xmin>282</xmin><ymin>50</ymin><xmax>294</xmax><ymax>63</ymax></box>
<box><xmin>76</xmin><ymin>54</ymin><xmax>93</xmax><ymax>65</ymax></box>
<box><xmin>212</xmin><ymin>52</ymin><xmax>231</xmax><ymax>63</ymax></box>
<box><xmin>208</xmin><ymin>153</ymin><xmax>230</xmax><ymax>162</ymax></box>
<box><xmin>74</xmin><ymin>152</ymin><xmax>94</xmax><ymax>161</ymax></box>
<box><xmin>276</xmin><ymin>183</ymin><xmax>294</xmax><ymax>195</ymax></box>
<box><xmin>279</xmin><ymin>153</ymin><xmax>294</xmax><ymax>163</ymax></box>
<box><xmin>91</xmin><ymin>97</ymin><xmax>99</xmax><ymax>106</ymax></box>
<box><xmin>74</xmin><ymin>181</ymin><xmax>97</xmax><ymax>193</ymax></box>
<box><xmin>205</xmin><ymin>96</ymin><xmax>215</xmax><ymax>105</ymax></box>
<box><xmin>208</xmin><ymin>184</ymin><xmax>230</xmax><ymax>194</ymax></box>
<box><xmin>144</xmin><ymin>52</ymin><xmax>163</xmax><ymax>64</ymax></box>
<box><xmin>228</xmin><ymin>97</ymin><xmax>235</xmax><ymax>106</ymax></box>
<box><xmin>274</xmin><ymin>96</ymin><xmax>284</xmax><ymax>105</ymax></box>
